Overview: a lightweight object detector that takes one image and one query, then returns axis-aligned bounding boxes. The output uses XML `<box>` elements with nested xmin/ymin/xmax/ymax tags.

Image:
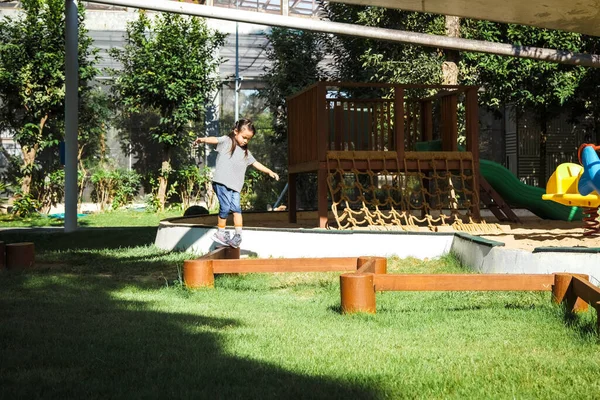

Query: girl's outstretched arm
<box><xmin>252</xmin><ymin>161</ymin><xmax>279</xmax><ymax>181</ymax></box>
<box><xmin>194</xmin><ymin>136</ymin><xmax>219</xmax><ymax>145</ymax></box>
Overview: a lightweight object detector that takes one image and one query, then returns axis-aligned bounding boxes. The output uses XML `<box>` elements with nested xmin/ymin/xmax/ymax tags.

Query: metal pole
<box><xmin>64</xmin><ymin>0</ymin><xmax>79</xmax><ymax>232</ymax></box>
<box><xmin>235</xmin><ymin>21</ymin><xmax>239</xmax><ymax>121</ymax></box>
<box><xmin>87</xmin><ymin>0</ymin><xmax>600</xmax><ymax>68</ymax></box>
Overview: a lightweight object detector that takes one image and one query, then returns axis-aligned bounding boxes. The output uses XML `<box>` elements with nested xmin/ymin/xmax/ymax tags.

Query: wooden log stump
<box><xmin>183</xmin><ymin>259</ymin><xmax>214</xmax><ymax>288</ymax></box>
<box><xmin>6</xmin><ymin>242</ymin><xmax>35</xmax><ymax>269</ymax></box>
<box><xmin>340</xmin><ymin>273</ymin><xmax>376</xmax><ymax>314</ymax></box>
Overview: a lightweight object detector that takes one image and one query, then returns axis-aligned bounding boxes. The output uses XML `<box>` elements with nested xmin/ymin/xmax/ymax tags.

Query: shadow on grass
<box><xmin>0</xmin><ymin>227</ymin><xmax>159</xmax><ymax>251</ymax></box>
<box><xmin>0</xmin><ymin>272</ymin><xmax>380</xmax><ymax>399</ymax></box>
<box><xmin>560</xmin><ymin>304</ymin><xmax>599</xmax><ymax>339</ymax></box>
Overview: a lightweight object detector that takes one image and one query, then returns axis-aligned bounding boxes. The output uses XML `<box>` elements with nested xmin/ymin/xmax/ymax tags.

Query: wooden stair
<box><xmin>479</xmin><ymin>175</ymin><xmax>521</xmax><ymax>223</ymax></box>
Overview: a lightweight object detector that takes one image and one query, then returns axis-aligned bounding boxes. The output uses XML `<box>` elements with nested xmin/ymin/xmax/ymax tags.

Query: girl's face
<box><xmin>234</xmin><ymin>127</ymin><xmax>254</xmax><ymax>147</ymax></box>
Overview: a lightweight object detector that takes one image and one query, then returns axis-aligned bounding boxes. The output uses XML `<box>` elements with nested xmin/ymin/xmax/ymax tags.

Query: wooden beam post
<box><xmin>340</xmin><ymin>273</ymin><xmax>376</xmax><ymax>314</ymax></box>
<box><xmin>288</xmin><ymin>173</ymin><xmax>297</xmax><ymax>223</ymax></box>
<box><xmin>183</xmin><ymin>259</ymin><xmax>214</xmax><ymax>288</ymax></box>
<box><xmin>318</xmin><ymin>167</ymin><xmax>328</xmax><ymax>228</ymax></box>
<box><xmin>465</xmin><ymin>87</ymin><xmax>480</xmax><ymax>219</ymax></box>
<box><xmin>394</xmin><ymin>86</ymin><xmax>405</xmax><ymax>160</ymax></box>
<box><xmin>552</xmin><ymin>273</ymin><xmax>589</xmax><ymax>312</ymax></box>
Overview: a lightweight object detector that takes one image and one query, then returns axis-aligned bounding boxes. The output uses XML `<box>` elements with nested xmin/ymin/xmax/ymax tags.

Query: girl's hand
<box><xmin>193</xmin><ymin>137</ymin><xmax>203</xmax><ymax>146</ymax></box>
<box><xmin>269</xmin><ymin>171</ymin><xmax>280</xmax><ymax>181</ymax></box>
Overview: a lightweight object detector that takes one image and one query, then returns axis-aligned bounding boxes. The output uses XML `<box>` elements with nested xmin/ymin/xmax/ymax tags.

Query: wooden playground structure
<box><xmin>286</xmin><ymin>82</ymin><xmax>519</xmax><ymax>231</ymax></box>
<box><xmin>182</xmin><ymin>246</ymin><xmax>600</xmax><ymax>333</ymax></box>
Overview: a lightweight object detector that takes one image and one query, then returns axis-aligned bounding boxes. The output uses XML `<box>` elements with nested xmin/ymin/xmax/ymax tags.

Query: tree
<box><xmin>322</xmin><ymin>5</ymin><xmax>445</xmax><ymax>85</ymax></box>
<box><xmin>110</xmin><ymin>11</ymin><xmax>225</xmax><ymax>210</ymax></box>
<box><xmin>0</xmin><ymin>0</ymin><xmax>97</xmax><ymax>197</ymax></box>
<box><xmin>461</xmin><ymin>21</ymin><xmax>585</xmax><ymax>185</ymax></box>
<box><xmin>260</xmin><ymin>27</ymin><xmax>327</xmax><ymax>144</ymax></box>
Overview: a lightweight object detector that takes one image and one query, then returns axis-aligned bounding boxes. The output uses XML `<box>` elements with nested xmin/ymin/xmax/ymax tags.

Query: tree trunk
<box><xmin>157</xmin><ymin>146</ymin><xmax>172</xmax><ymax>211</ymax></box>
<box><xmin>20</xmin><ymin>144</ymin><xmax>38</xmax><ymax>196</ymax></box>
<box><xmin>19</xmin><ymin>115</ymin><xmax>48</xmax><ymax>196</ymax></box>
<box><xmin>442</xmin><ymin>16</ymin><xmax>460</xmax><ymax>85</ymax></box>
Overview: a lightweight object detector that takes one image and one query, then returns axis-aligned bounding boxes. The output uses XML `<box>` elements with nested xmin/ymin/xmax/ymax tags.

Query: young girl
<box><xmin>194</xmin><ymin>119</ymin><xmax>279</xmax><ymax>248</ymax></box>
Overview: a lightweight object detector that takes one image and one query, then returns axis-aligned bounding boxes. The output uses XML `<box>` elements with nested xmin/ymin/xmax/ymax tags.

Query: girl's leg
<box><xmin>233</xmin><ymin>212</ymin><xmax>243</xmax><ymax>236</ymax></box>
<box><xmin>212</xmin><ymin>183</ymin><xmax>233</xmax><ymax>244</ymax></box>
<box><xmin>228</xmin><ymin>191</ymin><xmax>243</xmax><ymax>248</ymax></box>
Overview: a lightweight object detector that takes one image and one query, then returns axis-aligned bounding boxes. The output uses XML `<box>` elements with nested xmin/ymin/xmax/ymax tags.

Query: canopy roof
<box><xmin>330</xmin><ymin>0</ymin><xmax>600</xmax><ymax>36</ymax></box>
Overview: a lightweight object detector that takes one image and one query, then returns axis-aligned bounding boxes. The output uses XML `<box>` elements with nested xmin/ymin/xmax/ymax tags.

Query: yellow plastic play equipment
<box><xmin>542</xmin><ymin>163</ymin><xmax>600</xmax><ymax>208</ymax></box>
<box><xmin>543</xmin><ymin>144</ymin><xmax>600</xmax><ymax>236</ymax></box>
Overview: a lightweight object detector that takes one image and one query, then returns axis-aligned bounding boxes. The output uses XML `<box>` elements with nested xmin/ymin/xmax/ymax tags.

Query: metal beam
<box><xmin>87</xmin><ymin>0</ymin><xmax>600</xmax><ymax>67</ymax></box>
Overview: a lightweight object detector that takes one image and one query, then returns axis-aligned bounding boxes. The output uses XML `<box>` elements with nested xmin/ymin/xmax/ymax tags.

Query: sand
<box><xmin>477</xmin><ymin>218</ymin><xmax>600</xmax><ymax>251</ymax></box>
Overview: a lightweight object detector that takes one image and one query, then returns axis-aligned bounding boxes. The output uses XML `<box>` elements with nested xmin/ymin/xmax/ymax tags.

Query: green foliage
<box><xmin>112</xmin><ymin>170</ymin><xmax>141</xmax><ymax>210</ymax></box>
<box><xmin>90</xmin><ymin>167</ymin><xmax>119</xmax><ymax>211</ymax></box>
<box><xmin>0</xmin><ymin>0</ymin><xmax>98</xmax><ymax>196</ymax></box>
<box><xmin>39</xmin><ymin>169</ymin><xmax>64</xmax><ymax>213</ymax></box>
<box><xmin>322</xmin><ymin>5</ymin><xmax>445</xmax><ymax>84</ymax></box>
<box><xmin>171</xmin><ymin>165</ymin><xmax>211</xmax><ymax>211</ymax></box>
<box><xmin>110</xmin><ymin>11</ymin><xmax>226</xmax><ymax>209</ymax></box>
<box><xmin>11</xmin><ymin>192</ymin><xmax>40</xmax><ymax>217</ymax></box>
<box><xmin>260</xmin><ymin>27</ymin><xmax>327</xmax><ymax>144</ymax></box>
<box><xmin>461</xmin><ymin>21</ymin><xmax>584</xmax><ymax>111</ymax></box>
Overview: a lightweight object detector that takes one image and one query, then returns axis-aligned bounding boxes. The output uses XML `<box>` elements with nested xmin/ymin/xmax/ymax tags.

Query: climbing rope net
<box><xmin>326</xmin><ymin>151</ymin><xmax>495</xmax><ymax>232</ymax></box>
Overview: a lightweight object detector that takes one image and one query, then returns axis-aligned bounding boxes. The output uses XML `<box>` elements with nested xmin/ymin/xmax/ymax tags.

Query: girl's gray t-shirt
<box><xmin>212</xmin><ymin>136</ymin><xmax>256</xmax><ymax>193</ymax></box>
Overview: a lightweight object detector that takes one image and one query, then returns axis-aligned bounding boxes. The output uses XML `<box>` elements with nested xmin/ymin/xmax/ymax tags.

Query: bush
<box><xmin>11</xmin><ymin>192</ymin><xmax>40</xmax><ymax>217</ymax></box>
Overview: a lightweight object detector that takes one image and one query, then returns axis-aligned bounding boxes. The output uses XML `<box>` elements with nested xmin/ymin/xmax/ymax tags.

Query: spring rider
<box><xmin>543</xmin><ymin>144</ymin><xmax>600</xmax><ymax>236</ymax></box>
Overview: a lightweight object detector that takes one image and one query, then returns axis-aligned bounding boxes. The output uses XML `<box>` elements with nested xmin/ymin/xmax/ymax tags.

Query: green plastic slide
<box><xmin>480</xmin><ymin>159</ymin><xmax>581</xmax><ymax>221</ymax></box>
<box><xmin>414</xmin><ymin>140</ymin><xmax>581</xmax><ymax>221</ymax></box>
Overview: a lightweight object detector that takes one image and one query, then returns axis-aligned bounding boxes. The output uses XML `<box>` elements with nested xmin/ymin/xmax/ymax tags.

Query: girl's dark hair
<box><xmin>228</xmin><ymin>119</ymin><xmax>256</xmax><ymax>157</ymax></box>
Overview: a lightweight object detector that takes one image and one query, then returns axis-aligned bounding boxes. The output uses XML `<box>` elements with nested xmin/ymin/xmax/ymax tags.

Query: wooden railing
<box><xmin>287</xmin><ymin>82</ymin><xmax>480</xmax><ymax>171</ymax></box>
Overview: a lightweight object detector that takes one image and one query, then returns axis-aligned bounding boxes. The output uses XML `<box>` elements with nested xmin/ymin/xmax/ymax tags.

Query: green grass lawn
<box><xmin>1</xmin><ymin>229</ymin><xmax>599</xmax><ymax>399</ymax></box>
<box><xmin>0</xmin><ymin>208</ymin><xmax>182</xmax><ymax>228</ymax></box>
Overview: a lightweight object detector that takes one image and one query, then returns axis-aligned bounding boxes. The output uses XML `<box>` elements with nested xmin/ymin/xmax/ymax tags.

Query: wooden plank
<box><xmin>373</xmin><ymin>274</ymin><xmax>555</xmax><ymax>291</ymax></box>
<box><xmin>572</xmin><ymin>276</ymin><xmax>600</xmax><ymax>309</ymax></box>
<box><xmin>198</xmin><ymin>247</ymin><xmax>229</xmax><ymax>260</ymax></box>
<box><xmin>288</xmin><ymin>161</ymin><xmax>320</xmax><ymax>174</ymax></box>
<box><xmin>212</xmin><ymin>257</ymin><xmax>358</xmax><ymax>274</ymax></box>
<box><xmin>327</xmin><ymin>158</ymin><xmax>474</xmax><ymax>172</ymax></box>
<box><xmin>356</xmin><ymin>259</ymin><xmax>375</xmax><ymax>274</ymax></box>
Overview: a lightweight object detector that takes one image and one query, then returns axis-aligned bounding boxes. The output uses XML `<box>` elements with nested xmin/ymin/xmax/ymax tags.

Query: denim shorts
<box><xmin>213</xmin><ymin>182</ymin><xmax>242</xmax><ymax>218</ymax></box>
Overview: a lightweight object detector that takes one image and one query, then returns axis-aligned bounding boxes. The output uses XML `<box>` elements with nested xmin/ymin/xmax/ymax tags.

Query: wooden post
<box><xmin>465</xmin><ymin>87</ymin><xmax>480</xmax><ymax>219</ymax></box>
<box><xmin>340</xmin><ymin>273</ymin><xmax>376</xmax><ymax>314</ymax></box>
<box><xmin>357</xmin><ymin>256</ymin><xmax>387</xmax><ymax>274</ymax></box>
<box><xmin>183</xmin><ymin>259</ymin><xmax>214</xmax><ymax>288</ymax></box>
<box><xmin>317</xmin><ymin>83</ymin><xmax>329</xmax><ymax>229</ymax></box>
<box><xmin>316</xmin><ymin>82</ymin><xmax>328</xmax><ymax>163</ymax></box>
<box><xmin>318</xmin><ymin>167</ymin><xmax>328</xmax><ymax>228</ymax></box>
<box><xmin>394</xmin><ymin>86</ymin><xmax>405</xmax><ymax>160</ymax></box>
<box><xmin>288</xmin><ymin>173</ymin><xmax>297</xmax><ymax>224</ymax></box>
<box><xmin>6</xmin><ymin>242</ymin><xmax>35</xmax><ymax>269</ymax></box>
<box><xmin>552</xmin><ymin>273</ymin><xmax>589</xmax><ymax>312</ymax></box>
